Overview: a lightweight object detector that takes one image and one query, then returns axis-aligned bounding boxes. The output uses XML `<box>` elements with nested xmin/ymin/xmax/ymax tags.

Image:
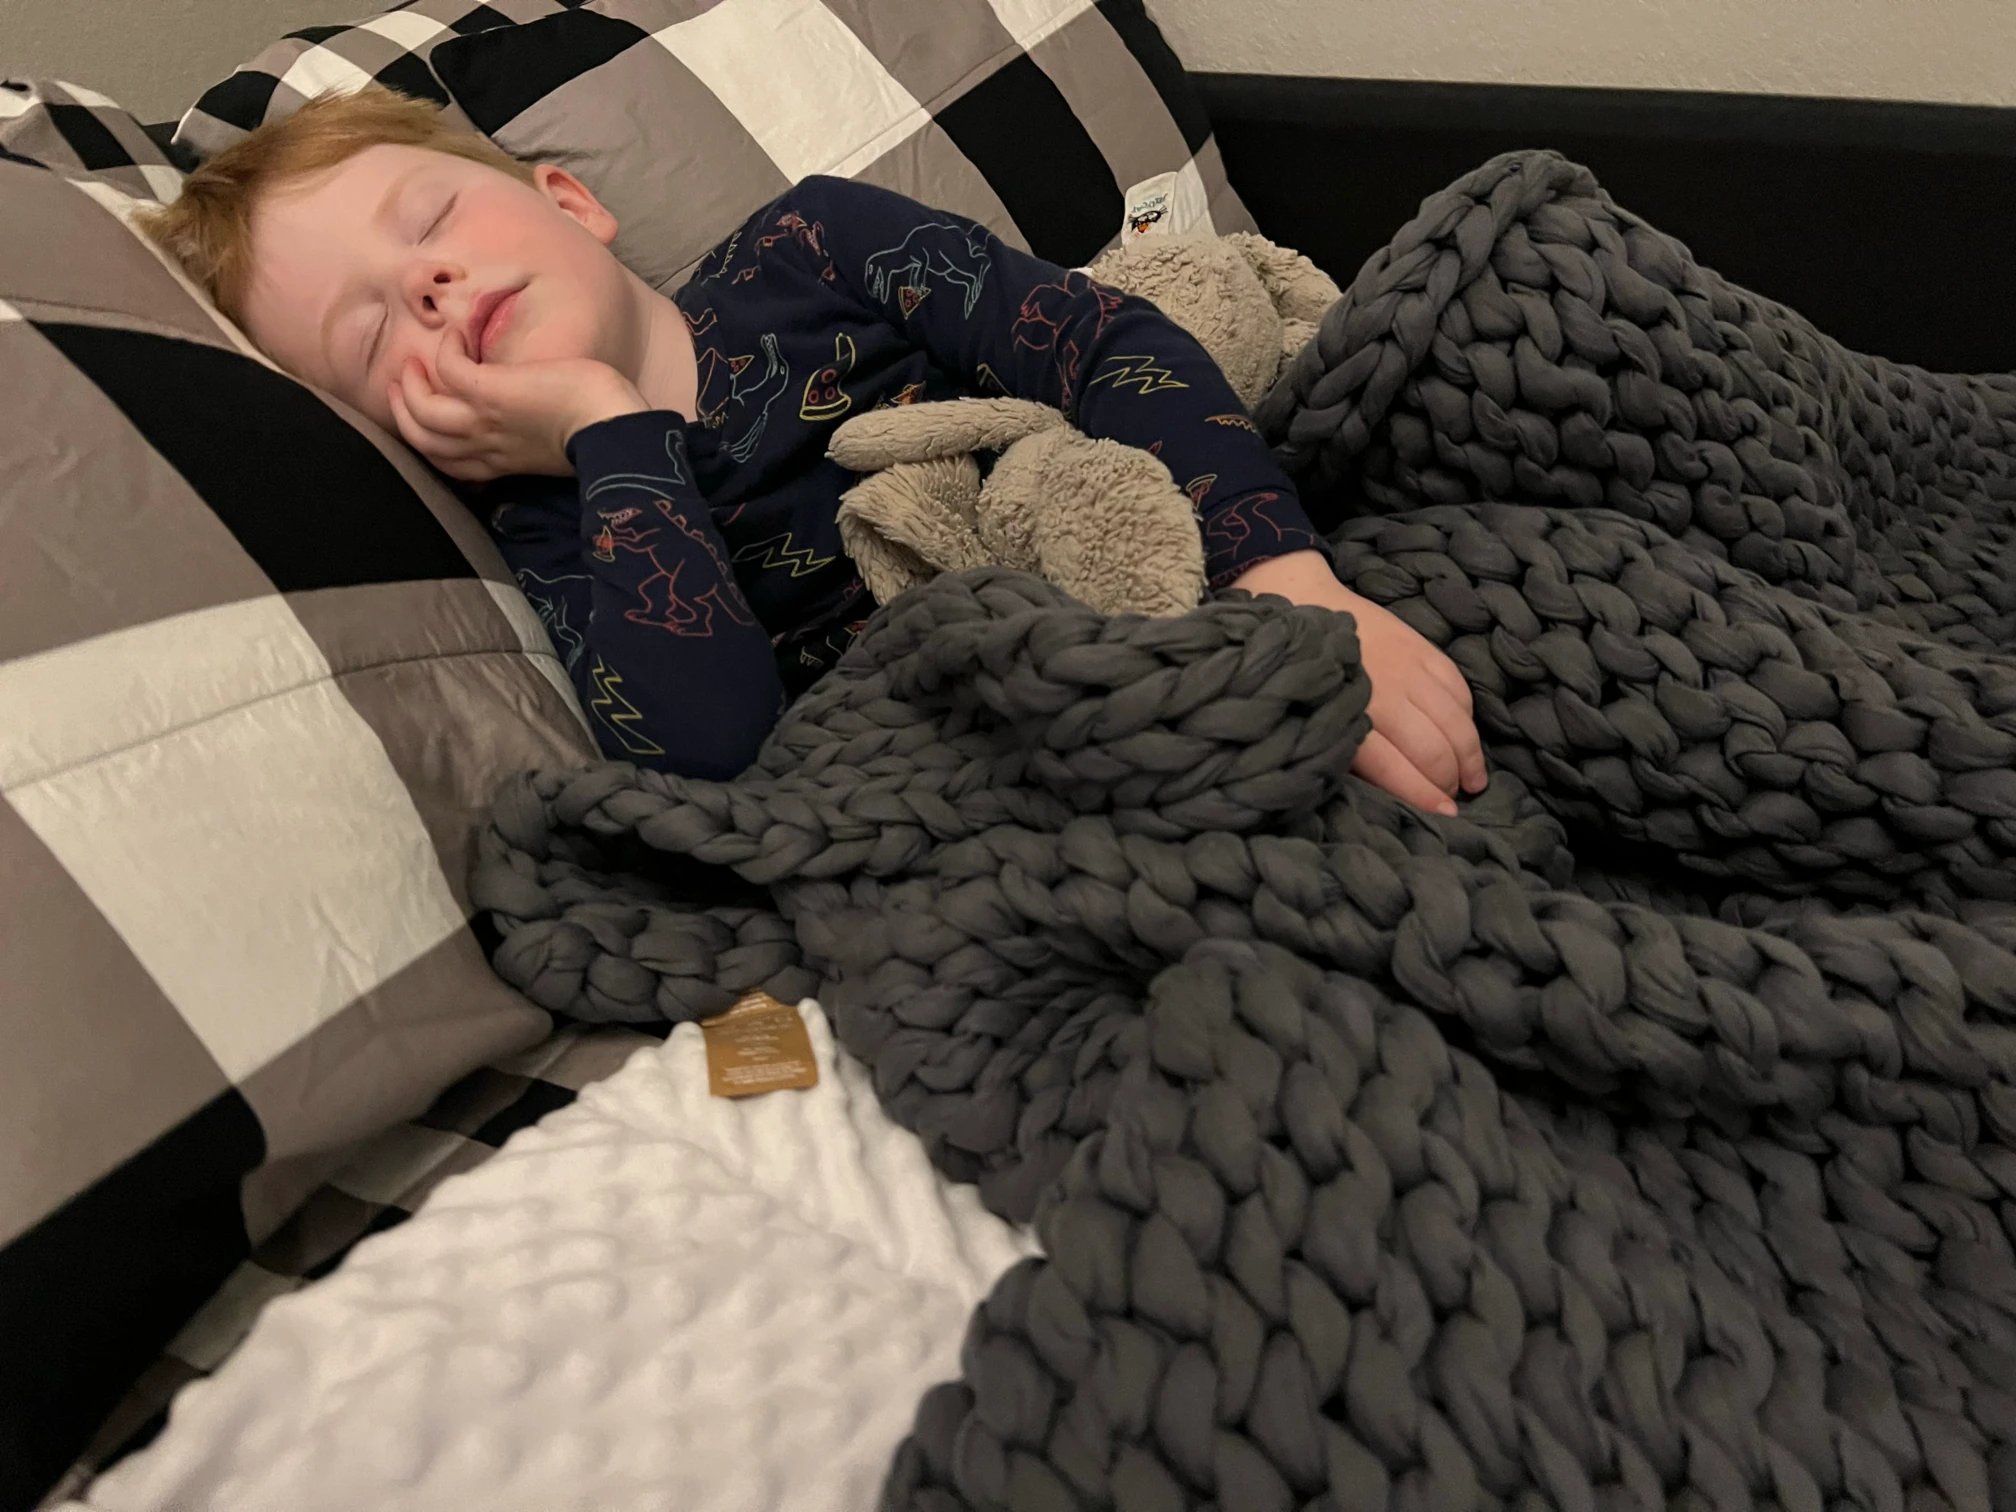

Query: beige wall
<box><xmin>1151</xmin><ymin>0</ymin><xmax>2016</xmax><ymax>106</ymax></box>
<box><xmin>5</xmin><ymin>0</ymin><xmax>2014</xmax><ymax>122</ymax></box>
<box><xmin>3</xmin><ymin>0</ymin><xmax>337</xmax><ymax>121</ymax></box>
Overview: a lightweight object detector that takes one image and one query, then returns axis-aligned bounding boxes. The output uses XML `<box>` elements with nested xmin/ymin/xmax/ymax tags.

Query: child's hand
<box><xmin>1231</xmin><ymin>551</ymin><xmax>1486</xmax><ymax>816</ymax></box>
<box><xmin>1343</xmin><ymin>591</ymin><xmax>1487</xmax><ymax>815</ymax></box>
<box><xmin>387</xmin><ymin>332</ymin><xmax>648</xmax><ymax>482</ymax></box>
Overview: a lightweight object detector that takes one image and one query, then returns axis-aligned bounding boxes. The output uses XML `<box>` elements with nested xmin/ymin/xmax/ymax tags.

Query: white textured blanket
<box><xmin>65</xmin><ymin>1003</ymin><xmax>1035</xmax><ymax>1512</ymax></box>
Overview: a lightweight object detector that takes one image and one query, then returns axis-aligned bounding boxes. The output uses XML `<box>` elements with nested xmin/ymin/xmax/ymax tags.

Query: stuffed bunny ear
<box><xmin>828</xmin><ymin>397</ymin><xmax>1066</xmax><ymax>472</ymax></box>
<box><xmin>837</xmin><ymin>456</ymin><xmax>989</xmax><ymax>606</ymax></box>
<box><xmin>1224</xmin><ymin>232</ymin><xmax>1341</xmax><ymax>323</ymax></box>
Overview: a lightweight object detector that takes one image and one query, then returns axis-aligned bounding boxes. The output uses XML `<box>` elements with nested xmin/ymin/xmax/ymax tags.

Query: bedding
<box><xmin>0</xmin><ymin>87</ymin><xmax>598</xmax><ymax>1510</ymax></box>
<box><xmin>35</xmin><ymin>1019</ymin><xmax>672</xmax><ymax>1505</ymax></box>
<box><xmin>50</xmin><ymin>1002</ymin><xmax>1037</xmax><ymax>1512</ymax></box>
<box><xmin>0</xmin><ymin>79</ymin><xmax>182</xmax><ymax>197</ymax></box>
<box><xmin>472</xmin><ymin>152</ymin><xmax>2016</xmax><ymax>1505</ymax></box>
<box><xmin>19</xmin><ymin>0</ymin><xmax>2010</xmax><ymax>1500</ymax></box>
<box><xmin>14</xmin><ymin>1</ymin><xmax>1247</xmax><ymax>1500</ymax></box>
<box><xmin>171</xmin><ymin>0</ymin><xmax>1256</xmax><ymax>292</ymax></box>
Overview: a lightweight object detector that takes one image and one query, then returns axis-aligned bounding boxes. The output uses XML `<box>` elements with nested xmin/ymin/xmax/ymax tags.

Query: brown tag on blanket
<box><xmin>702</xmin><ymin>991</ymin><xmax>819</xmax><ymax>1097</ymax></box>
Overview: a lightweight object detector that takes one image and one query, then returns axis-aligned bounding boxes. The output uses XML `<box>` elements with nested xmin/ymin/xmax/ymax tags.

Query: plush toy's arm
<box><xmin>828</xmin><ymin>397</ymin><xmax>1063</xmax><ymax>472</ymax></box>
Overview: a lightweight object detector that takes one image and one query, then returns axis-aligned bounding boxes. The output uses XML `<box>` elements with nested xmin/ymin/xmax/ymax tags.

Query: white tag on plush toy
<box><xmin>1120</xmin><ymin>168</ymin><xmax>1214</xmax><ymax>242</ymax></box>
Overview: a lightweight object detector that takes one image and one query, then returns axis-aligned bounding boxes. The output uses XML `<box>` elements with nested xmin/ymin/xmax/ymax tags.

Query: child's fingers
<box><xmin>386</xmin><ymin>382</ymin><xmax>434</xmax><ymax>453</ymax></box>
<box><xmin>434</xmin><ymin>328</ymin><xmax>487</xmax><ymax>398</ymax></box>
<box><xmin>1352</xmin><ymin>731</ymin><xmax>1458</xmax><ymax>817</ymax></box>
<box><xmin>435</xmin><ymin>452</ymin><xmax>504</xmax><ymax>483</ymax></box>
<box><xmin>388</xmin><ymin>383</ymin><xmax>476</xmax><ymax>465</ymax></box>
<box><xmin>1413</xmin><ymin>679</ymin><xmax>1488</xmax><ymax>793</ymax></box>
<box><xmin>1379</xmin><ymin>700</ymin><xmax>1461</xmax><ymax>797</ymax></box>
<box><xmin>1425</xmin><ymin>649</ymin><xmax>1474</xmax><ymax>712</ymax></box>
<box><xmin>399</xmin><ymin>362</ymin><xmax>479</xmax><ymax>437</ymax></box>
<box><xmin>390</xmin><ymin>386</ymin><xmax>501</xmax><ymax>482</ymax></box>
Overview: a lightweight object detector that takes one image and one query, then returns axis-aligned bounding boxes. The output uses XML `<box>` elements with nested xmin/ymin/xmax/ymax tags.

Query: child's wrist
<box><xmin>1227</xmin><ymin>549</ymin><xmax>1343</xmax><ymax>604</ymax></box>
<box><xmin>564</xmin><ymin>381</ymin><xmax>652</xmax><ymax>446</ymax></box>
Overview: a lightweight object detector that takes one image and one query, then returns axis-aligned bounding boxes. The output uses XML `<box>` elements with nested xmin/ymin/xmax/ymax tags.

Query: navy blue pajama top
<box><xmin>485</xmin><ymin>174</ymin><xmax>1321</xmax><ymax>779</ymax></box>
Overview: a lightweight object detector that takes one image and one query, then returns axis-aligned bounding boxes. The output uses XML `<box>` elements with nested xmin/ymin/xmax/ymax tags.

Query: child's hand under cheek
<box><xmin>386</xmin><ymin>331</ymin><xmax>648</xmax><ymax>482</ymax></box>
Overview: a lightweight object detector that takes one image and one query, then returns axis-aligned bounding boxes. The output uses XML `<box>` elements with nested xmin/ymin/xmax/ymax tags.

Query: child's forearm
<box><xmin>565</xmin><ymin>412</ymin><xmax>784</xmax><ymax>778</ymax></box>
<box><xmin>1027</xmin><ymin>301</ymin><xmax>1323</xmax><ymax>587</ymax></box>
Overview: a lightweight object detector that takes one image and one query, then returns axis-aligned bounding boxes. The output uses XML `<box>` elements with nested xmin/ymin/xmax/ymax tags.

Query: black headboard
<box><xmin>1199</xmin><ymin>75</ymin><xmax>2016</xmax><ymax>374</ymax></box>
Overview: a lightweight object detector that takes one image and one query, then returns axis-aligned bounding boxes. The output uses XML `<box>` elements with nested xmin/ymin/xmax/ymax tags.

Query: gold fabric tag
<box><xmin>701</xmin><ymin>991</ymin><xmax>819</xmax><ymax>1098</ymax></box>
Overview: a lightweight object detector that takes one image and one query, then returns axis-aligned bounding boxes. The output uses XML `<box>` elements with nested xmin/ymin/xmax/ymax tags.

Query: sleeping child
<box><xmin>141</xmin><ymin>85</ymin><xmax>1483</xmax><ymax>812</ymax></box>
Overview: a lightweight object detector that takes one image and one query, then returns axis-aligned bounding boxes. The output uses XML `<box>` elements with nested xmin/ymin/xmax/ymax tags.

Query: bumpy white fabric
<box><xmin>63</xmin><ymin>1003</ymin><xmax>1034</xmax><ymax>1512</ymax></box>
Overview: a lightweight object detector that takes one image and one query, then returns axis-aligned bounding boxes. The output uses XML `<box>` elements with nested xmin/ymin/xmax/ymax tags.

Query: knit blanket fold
<box><xmin>473</xmin><ymin>150</ymin><xmax>2016</xmax><ymax>1509</ymax></box>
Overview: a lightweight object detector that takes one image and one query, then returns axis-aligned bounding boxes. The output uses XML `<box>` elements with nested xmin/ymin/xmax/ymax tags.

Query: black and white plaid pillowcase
<box><xmin>173</xmin><ymin>0</ymin><xmax>591</xmax><ymax>157</ymax></box>
<box><xmin>0</xmin><ymin>80</ymin><xmax>186</xmax><ymax>199</ymax></box>
<box><xmin>173</xmin><ymin>0</ymin><xmax>1257</xmax><ymax>272</ymax></box>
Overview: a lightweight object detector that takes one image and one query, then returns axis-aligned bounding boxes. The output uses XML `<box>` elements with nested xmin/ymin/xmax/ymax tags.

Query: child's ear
<box><xmin>533</xmin><ymin>164</ymin><xmax>619</xmax><ymax>246</ymax></box>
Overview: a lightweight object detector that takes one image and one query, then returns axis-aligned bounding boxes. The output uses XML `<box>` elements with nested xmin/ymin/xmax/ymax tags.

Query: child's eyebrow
<box><xmin>314</xmin><ymin>166</ymin><xmax>432</xmax><ymax>376</ymax></box>
<box><xmin>375</xmin><ymin>166</ymin><xmax>428</xmax><ymax>231</ymax></box>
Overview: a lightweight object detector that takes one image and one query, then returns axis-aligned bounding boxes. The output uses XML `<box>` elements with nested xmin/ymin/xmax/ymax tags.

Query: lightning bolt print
<box><xmin>733</xmin><ymin>530</ymin><xmax>836</xmax><ymax>579</ymax></box>
<box><xmin>585</xmin><ymin>655</ymin><xmax>664</xmax><ymax>757</ymax></box>
<box><xmin>1087</xmin><ymin>354</ymin><xmax>1190</xmax><ymax>395</ymax></box>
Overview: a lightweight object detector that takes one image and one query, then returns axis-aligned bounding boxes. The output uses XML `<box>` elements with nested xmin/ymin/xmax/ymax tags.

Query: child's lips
<box><xmin>474</xmin><ymin>287</ymin><xmax>522</xmax><ymax>362</ymax></box>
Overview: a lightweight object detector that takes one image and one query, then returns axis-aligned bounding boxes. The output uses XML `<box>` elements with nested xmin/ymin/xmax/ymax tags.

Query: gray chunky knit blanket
<box><xmin>472</xmin><ymin>152</ymin><xmax>2016</xmax><ymax>1509</ymax></box>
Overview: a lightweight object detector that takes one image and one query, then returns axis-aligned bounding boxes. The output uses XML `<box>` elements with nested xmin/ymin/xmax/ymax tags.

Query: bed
<box><xmin>6</xmin><ymin>4</ymin><xmax>2015</xmax><ymax>1509</ymax></box>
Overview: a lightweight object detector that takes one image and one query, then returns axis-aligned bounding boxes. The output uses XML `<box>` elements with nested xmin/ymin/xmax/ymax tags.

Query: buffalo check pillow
<box><xmin>0</xmin><ymin>79</ymin><xmax>186</xmax><ymax>195</ymax></box>
<box><xmin>173</xmin><ymin>0</ymin><xmax>1257</xmax><ymax>290</ymax></box>
<box><xmin>0</xmin><ymin>90</ymin><xmax>598</xmax><ymax>1510</ymax></box>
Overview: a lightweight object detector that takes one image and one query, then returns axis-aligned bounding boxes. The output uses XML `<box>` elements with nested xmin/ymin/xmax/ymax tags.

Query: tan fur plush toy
<box><xmin>829</xmin><ymin>232</ymin><xmax>1341</xmax><ymax>617</ymax></box>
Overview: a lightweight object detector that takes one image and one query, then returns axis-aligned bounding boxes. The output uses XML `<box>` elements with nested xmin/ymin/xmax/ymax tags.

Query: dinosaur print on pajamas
<box><xmin>593</xmin><ymin>500</ymin><xmax>758</xmax><ymax>637</ymax></box>
<box><xmin>863</xmin><ymin>222</ymin><xmax>992</xmax><ymax>318</ymax></box>
<box><xmin>1012</xmin><ymin>272</ymin><xmax>1124</xmax><ymax>410</ymax></box>
<box><xmin>695</xmin><ymin>332</ymin><xmax>790</xmax><ymax>463</ymax></box>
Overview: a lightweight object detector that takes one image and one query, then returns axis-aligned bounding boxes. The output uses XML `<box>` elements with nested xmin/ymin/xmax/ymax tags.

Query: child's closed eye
<box><xmin>420</xmin><ymin>196</ymin><xmax>456</xmax><ymax>242</ymax></box>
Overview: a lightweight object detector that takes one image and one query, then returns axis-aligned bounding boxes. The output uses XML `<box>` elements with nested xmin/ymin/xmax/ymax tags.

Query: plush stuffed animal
<box><xmin>829</xmin><ymin>232</ymin><xmax>1341</xmax><ymax>617</ymax></box>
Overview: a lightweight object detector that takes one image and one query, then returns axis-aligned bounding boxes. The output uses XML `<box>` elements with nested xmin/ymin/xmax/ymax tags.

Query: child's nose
<box><xmin>415</xmin><ymin>267</ymin><xmax>456</xmax><ymax>316</ymax></box>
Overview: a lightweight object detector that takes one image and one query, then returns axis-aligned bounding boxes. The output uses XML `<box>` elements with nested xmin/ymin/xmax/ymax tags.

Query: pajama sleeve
<box><xmin>491</xmin><ymin>410</ymin><xmax>784</xmax><ymax>779</ymax></box>
<box><xmin>777</xmin><ymin>174</ymin><xmax>1324</xmax><ymax>588</ymax></box>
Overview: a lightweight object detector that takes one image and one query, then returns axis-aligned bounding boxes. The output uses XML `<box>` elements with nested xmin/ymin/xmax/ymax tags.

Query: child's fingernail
<box><xmin>1438</xmin><ymin>798</ymin><xmax>1458</xmax><ymax>817</ymax></box>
